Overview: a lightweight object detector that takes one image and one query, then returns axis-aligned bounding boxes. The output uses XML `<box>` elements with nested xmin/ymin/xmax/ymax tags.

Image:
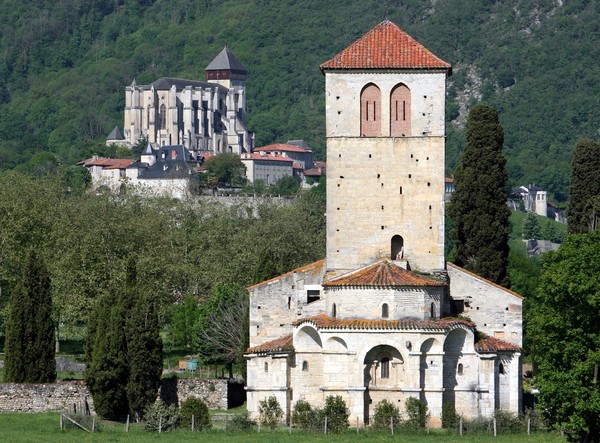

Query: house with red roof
<box><xmin>245</xmin><ymin>21</ymin><xmax>522</xmax><ymax>427</ymax></box>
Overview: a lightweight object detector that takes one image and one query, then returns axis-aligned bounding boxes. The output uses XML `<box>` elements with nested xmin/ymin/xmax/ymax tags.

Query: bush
<box><xmin>226</xmin><ymin>411</ymin><xmax>256</xmax><ymax>432</ymax></box>
<box><xmin>493</xmin><ymin>410</ymin><xmax>521</xmax><ymax>434</ymax></box>
<box><xmin>292</xmin><ymin>400</ymin><xmax>319</xmax><ymax>431</ymax></box>
<box><xmin>144</xmin><ymin>401</ymin><xmax>179</xmax><ymax>432</ymax></box>
<box><xmin>323</xmin><ymin>395</ymin><xmax>349</xmax><ymax>434</ymax></box>
<box><xmin>179</xmin><ymin>396</ymin><xmax>211</xmax><ymax>431</ymax></box>
<box><xmin>372</xmin><ymin>399</ymin><xmax>401</xmax><ymax>430</ymax></box>
<box><xmin>442</xmin><ymin>402</ymin><xmax>459</xmax><ymax>429</ymax></box>
<box><xmin>258</xmin><ymin>396</ymin><xmax>284</xmax><ymax>429</ymax></box>
<box><xmin>405</xmin><ymin>397</ymin><xmax>428</xmax><ymax>430</ymax></box>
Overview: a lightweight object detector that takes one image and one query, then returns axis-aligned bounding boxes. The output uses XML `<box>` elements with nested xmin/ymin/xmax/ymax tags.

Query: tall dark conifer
<box><xmin>85</xmin><ymin>256</ymin><xmax>162</xmax><ymax>420</ymax></box>
<box><xmin>124</xmin><ymin>257</ymin><xmax>163</xmax><ymax>420</ymax></box>
<box><xmin>4</xmin><ymin>250</ymin><xmax>55</xmax><ymax>383</ymax></box>
<box><xmin>567</xmin><ymin>138</ymin><xmax>600</xmax><ymax>234</ymax></box>
<box><xmin>449</xmin><ymin>104</ymin><xmax>511</xmax><ymax>286</ymax></box>
<box><xmin>85</xmin><ymin>293</ymin><xmax>129</xmax><ymax>419</ymax></box>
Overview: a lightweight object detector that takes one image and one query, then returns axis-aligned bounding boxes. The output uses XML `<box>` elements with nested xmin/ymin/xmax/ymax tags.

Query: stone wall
<box><xmin>0</xmin><ymin>378</ymin><xmax>245</xmax><ymax>413</ymax></box>
<box><xmin>0</xmin><ymin>381</ymin><xmax>92</xmax><ymax>413</ymax></box>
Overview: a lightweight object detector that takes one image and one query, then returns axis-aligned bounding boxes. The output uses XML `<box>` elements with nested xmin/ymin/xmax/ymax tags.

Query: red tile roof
<box><xmin>322</xmin><ymin>260</ymin><xmax>446</xmax><ymax>288</ymax></box>
<box><xmin>246</xmin><ymin>334</ymin><xmax>293</xmax><ymax>354</ymax></box>
<box><xmin>254</xmin><ymin>143</ymin><xmax>312</xmax><ymax>153</ymax></box>
<box><xmin>475</xmin><ymin>336</ymin><xmax>521</xmax><ymax>353</ymax></box>
<box><xmin>321</xmin><ymin>20</ymin><xmax>451</xmax><ymax>72</ymax></box>
<box><xmin>293</xmin><ymin>313</ymin><xmax>474</xmax><ymax>331</ymax></box>
<box><xmin>241</xmin><ymin>153</ymin><xmax>294</xmax><ymax>163</ymax></box>
<box><xmin>79</xmin><ymin>158</ymin><xmax>133</xmax><ymax>169</ymax></box>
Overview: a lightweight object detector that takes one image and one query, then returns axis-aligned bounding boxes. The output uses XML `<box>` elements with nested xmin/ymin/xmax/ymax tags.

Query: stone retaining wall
<box><xmin>0</xmin><ymin>378</ymin><xmax>245</xmax><ymax>413</ymax></box>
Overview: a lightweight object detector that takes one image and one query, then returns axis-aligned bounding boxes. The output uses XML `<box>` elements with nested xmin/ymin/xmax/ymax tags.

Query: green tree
<box><xmin>4</xmin><ymin>250</ymin><xmax>56</xmax><ymax>383</ymax></box>
<box><xmin>125</xmin><ymin>259</ymin><xmax>163</xmax><ymax>421</ymax></box>
<box><xmin>258</xmin><ymin>396</ymin><xmax>284</xmax><ymax>430</ymax></box>
<box><xmin>168</xmin><ymin>295</ymin><xmax>201</xmax><ymax>348</ymax></box>
<box><xmin>449</xmin><ymin>104</ymin><xmax>511</xmax><ymax>286</ymax></box>
<box><xmin>523</xmin><ymin>212</ymin><xmax>542</xmax><ymax>239</ymax></box>
<box><xmin>271</xmin><ymin>175</ymin><xmax>300</xmax><ymax>196</ymax></box>
<box><xmin>527</xmin><ymin>230</ymin><xmax>600</xmax><ymax>442</ymax></box>
<box><xmin>568</xmin><ymin>139</ymin><xmax>600</xmax><ymax>234</ymax></box>
<box><xmin>85</xmin><ymin>293</ymin><xmax>129</xmax><ymax>419</ymax></box>
<box><xmin>195</xmin><ymin>283</ymin><xmax>249</xmax><ymax>378</ymax></box>
<box><xmin>204</xmin><ymin>153</ymin><xmax>246</xmax><ymax>187</ymax></box>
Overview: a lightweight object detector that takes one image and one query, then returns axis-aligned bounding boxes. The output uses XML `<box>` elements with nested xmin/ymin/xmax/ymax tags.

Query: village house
<box><xmin>245</xmin><ymin>20</ymin><xmax>523</xmax><ymax>427</ymax></box>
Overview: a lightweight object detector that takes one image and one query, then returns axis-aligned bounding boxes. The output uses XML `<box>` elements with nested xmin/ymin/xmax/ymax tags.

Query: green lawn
<box><xmin>0</xmin><ymin>413</ymin><xmax>565</xmax><ymax>443</ymax></box>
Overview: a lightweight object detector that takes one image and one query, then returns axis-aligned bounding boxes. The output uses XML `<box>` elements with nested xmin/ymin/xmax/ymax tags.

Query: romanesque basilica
<box><xmin>245</xmin><ymin>20</ymin><xmax>523</xmax><ymax>426</ymax></box>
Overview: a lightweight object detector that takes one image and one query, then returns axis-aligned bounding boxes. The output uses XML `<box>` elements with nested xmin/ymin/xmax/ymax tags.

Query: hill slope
<box><xmin>1</xmin><ymin>0</ymin><xmax>599</xmax><ymax>201</ymax></box>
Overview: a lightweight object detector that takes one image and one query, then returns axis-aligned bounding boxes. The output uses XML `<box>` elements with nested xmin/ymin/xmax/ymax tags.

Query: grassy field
<box><xmin>0</xmin><ymin>412</ymin><xmax>565</xmax><ymax>443</ymax></box>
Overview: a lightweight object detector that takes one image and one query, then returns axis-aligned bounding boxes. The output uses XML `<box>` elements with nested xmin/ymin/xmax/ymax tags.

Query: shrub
<box><xmin>258</xmin><ymin>396</ymin><xmax>284</xmax><ymax>429</ymax></box>
<box><xmin>179</xmin><ymin>396</ymin><xmax>212</xmax><ymax>431</ymax></box>
<box><xmin>442</xmin><ymin>402</ymin><xmax>459</xmax><ymax>429</ymax></box>
<box><xmin>144</xmin><ymin>401</ymin><xmax>179</xmax><ymax>432</ymax></box>
<box><xmin>292</xmin><ymin>400</ymin><xmax>319</xmax><ymax>431</ymax></box>
<box><xmin>323</xmin><ymin>395</ymin><xmax>349</xmax><ymax>434</ymax></box>
<box><xmin>372</xmin><ymin>399</ymin><xmax>401</xmax><ymax>430</ymax></box>
<box><xmin>226</xmin><ymin>411</ymin><xmax>256</xmax><ymax>432</ymax></box>
<box><xmin>494</xmin><ymin>410</ymin><xmax>521</xmax><ymax>434</ymax></box>
<box><xmin>405</xmin><ymin>397</ymin><xmax>429</xmax><ymax>430</ymax></box>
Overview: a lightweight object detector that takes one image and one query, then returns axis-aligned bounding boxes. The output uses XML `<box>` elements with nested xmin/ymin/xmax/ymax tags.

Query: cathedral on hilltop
<box><xmin>122</xmin><ymin>47</ymin><xmax>252</xmax><ymax>154</ymax></box>
<box><xmin>245</xmin><ymin>21</ymin><xmax>523</xmax><ymax>427</ymax></box>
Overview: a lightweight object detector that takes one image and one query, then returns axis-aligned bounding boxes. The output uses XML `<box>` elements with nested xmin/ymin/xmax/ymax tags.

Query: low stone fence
<box><xmin>0</xmin><ymin>381</ymin><xmax>92</xmax><ymax>413</ymax></box>
<box><xmin>0</xmin><ymin>378</ymin><xmax>245</xmax><ymax>413</ymax></box>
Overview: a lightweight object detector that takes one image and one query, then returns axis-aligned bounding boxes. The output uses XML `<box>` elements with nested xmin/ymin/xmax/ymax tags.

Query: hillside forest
<box><xmin>1</xmin><ymin>0</ymin><xmax>599</xmax><ymax>203</ymax></box>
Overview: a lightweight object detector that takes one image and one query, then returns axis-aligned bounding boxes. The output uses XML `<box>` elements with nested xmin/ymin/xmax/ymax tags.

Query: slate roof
<box><xmin>138</xmin><ymin>77</ymin><xmax>226</xmax><ymax>92</ymax></box>
<box><xmin>254</xmin><ymin>143</ymin><xmax>312</xmax><ymax>153</ymax></box>
<box><xmin>246</xmin><ymin>334</ymin><xmax>293</xmax><ymax>355</ymax></box>
<box><xmin>107</xmin><ymin>126</ymin><xmax>125</xmax><ymax>141</ymax></box>
<box><xmin>322</xmin><ymin>260</ymin><xmax>446</xmax><ymax>288</ymax></box>
<box><xmin>321</xmin><ymin>20</ymin><xmax>451</xmax><ymax>72</ymax></box>
<box><xmin>137</xmin><ymin>145</ymin><xmax>196</xmax><ymax>179</ymax></box>
<box><xmin>475</xmin><ymin>336</ymin><xmax>522</xmax><ymax>353</ymax></box>
<box><xmin>293</xmin><ymin>313</ymin><xmax>474</xmax><ymax>331</ymax></box>
<box><xmin>205</xmin><ymin>47</ymin><xmax>248</xmax><ymax>73</ymax></box>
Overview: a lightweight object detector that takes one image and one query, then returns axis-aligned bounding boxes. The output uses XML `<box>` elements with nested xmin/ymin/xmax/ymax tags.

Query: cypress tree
<box><xmin>449</xmin><ymin>104</ymin><xmax>511</xmax><ymax>286</ymax></box>
<box><xmin>85</xmin><ymin>293</ymin><xmax>129</xmax><ymax>419</ymax></box>
<box><xmin>126</xmin><ymin>294</ymin><xmax>163</xmax><ymax>420</ymax></box>
<box><xmin>567</xmin><ymin>138</ymin><xmax>600</xmax><ymax>234</ymax></box>
<box><xmin>85</xmin><ymin>256</ymin><xmax>163</xmax><ymax>420</ymax></box>
<box><xmin>4</xmin><ymin>250</ymin><xmax>55</xmax><ymax>383</ymax></box>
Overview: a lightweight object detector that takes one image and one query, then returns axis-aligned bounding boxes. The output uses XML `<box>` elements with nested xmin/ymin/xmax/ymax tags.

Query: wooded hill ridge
<box><xmin>1</xmin><ymin>0</ymin><xmax>598</xmax><ymax>203</ymax></box>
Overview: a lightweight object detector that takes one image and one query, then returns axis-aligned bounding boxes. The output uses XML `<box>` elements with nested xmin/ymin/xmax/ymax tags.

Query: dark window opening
<box><xmin>307</xmin><ymin>290</ymin><xmax>320</xmax><ymax>304</ymax></box>
<box><xmin>381</xmin><ymin>357</ymin><xmax>390</xmax><ymax>379</ymax></box>
<box><xmin>458</xmin><ymin>363</ymin><xmax>463</xmax><ymax>375</ymax></box>
<box><xmin>302</xmin><ymin>361</ymin><xmax>309</xmax><ymax>371</ymax></box>
<box><xmin>391</xmin><ymin>235</ymin><xmax>404</xmax><ymax>260</ymax></box>
<box><xmin>382</xmin><ymin>303</ymin><xmax>389</xmax><ymax>318</ymax></box>
<box><xmin>332</xmin><ymin>303</ymin><xmax>337</xmax><ymax>318</ymax></box>
<box><xmin>499</xmin><ymin>363</ymin><xmax>505</xmax><ymax>375</ymax></box>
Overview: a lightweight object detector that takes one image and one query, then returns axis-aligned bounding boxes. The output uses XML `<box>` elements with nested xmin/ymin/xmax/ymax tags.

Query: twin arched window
<box><xmin>360</xmin><ymin>83</ymin><xmax>411</xmax><ymax>137</ymax></box>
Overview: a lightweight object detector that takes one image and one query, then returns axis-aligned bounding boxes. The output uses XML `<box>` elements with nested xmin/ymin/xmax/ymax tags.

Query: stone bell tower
<box><xmin>320</xmin><ymin>20</ymin><xmax>452</xmax><ymax>275</ymax></box>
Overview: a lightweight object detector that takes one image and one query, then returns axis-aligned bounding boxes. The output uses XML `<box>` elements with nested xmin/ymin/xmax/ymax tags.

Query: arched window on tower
<box><xmin>382</xmin><ymin>303</ymin><xmax>389</xmax><ymax>318</ymax></box>
<box><xmin>360</xmin><ymin>83</ymin><xmax>381</xmax><ymax>137</ymax></box>
<box><xmin>159</xmin><ymin>104</ymin><xmax>167</xmax><ymax>130</ymax></box>
<box><xmin>380</xmin><ymin>357</ymin><xmax>390</xmax><ymax>379</ymax></box>
<box><xmin>391</xmin><ymin>235</ymin><xmax>404</xmax><ymax>260</ymax></box>
<box><xmin>390</xmin><ymin>83</ymin><xmax>411</xmax><ymax>136</ymax></box>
